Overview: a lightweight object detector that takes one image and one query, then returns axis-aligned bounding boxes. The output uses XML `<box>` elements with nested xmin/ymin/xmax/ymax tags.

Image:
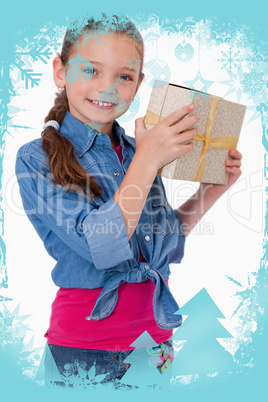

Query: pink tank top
<box><xmin>44</xmin><ymin>144</ymin><xmax>172</xmax><ymax>350</ymax></box>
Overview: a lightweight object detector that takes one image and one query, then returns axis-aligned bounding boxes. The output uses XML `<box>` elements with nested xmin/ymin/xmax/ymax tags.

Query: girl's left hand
<box><xmin>199</xmin><ymin>149</ymin><xmax>242</xmax><ymax>199</ymax></box>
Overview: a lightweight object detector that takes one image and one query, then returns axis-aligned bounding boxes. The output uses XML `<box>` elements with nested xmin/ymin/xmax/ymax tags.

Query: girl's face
<box><xmin>55</xmin><ymin>30</ymin><xmax>143</xmax><ymax>135</ymax></box>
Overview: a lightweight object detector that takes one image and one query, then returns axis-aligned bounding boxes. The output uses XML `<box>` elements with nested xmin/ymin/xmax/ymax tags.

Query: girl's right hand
<box><xmin>134</xmin><ymin>104</ymin><xmax>199</xmax><ymax>172</ymax></box>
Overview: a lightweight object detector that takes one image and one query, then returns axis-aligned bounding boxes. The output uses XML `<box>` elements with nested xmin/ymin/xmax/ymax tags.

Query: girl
<box><xmin>15</xmin><ymin>13</ymin><xmax>242</xmax><ymax>388</ymax></box>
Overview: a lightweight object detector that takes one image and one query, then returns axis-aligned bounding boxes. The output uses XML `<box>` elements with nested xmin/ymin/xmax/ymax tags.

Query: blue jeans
<box><xmin>45</xmin><ymin>340</ymin><xmax>174</xmax><ymax>389</ymax></box>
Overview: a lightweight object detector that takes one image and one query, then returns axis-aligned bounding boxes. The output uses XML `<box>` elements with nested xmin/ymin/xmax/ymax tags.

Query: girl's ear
<box><xmin>53</xmin><ymin>56</ymin><xmax>66</xmax><ymax>89</ymax></box>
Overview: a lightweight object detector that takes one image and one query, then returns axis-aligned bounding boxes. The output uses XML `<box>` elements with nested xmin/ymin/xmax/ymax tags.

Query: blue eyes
<box><xmin>81</xmin><ymin>68</ymin><xmax>132</xmax><ymax>81</ymax></box>
<box><xmin>117</xmin><ymin>75</ymin><xmax>132</xmax><ymax>81</ymax></box>
<box><xmin>82</xmin><ymin>68</ymin><xmax>95</xmax><ymax>75</ymax></box>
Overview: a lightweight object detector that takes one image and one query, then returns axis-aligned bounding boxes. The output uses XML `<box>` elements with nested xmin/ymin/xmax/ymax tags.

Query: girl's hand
<box><xmin>134</xmin><ymin>104</ymin><xmax>199</xmax><ymax>172</ymax></box>
<box><xmin>200</xmin><ymin>149</ymin><xmax>243</xmax><ymax>200</ymax></box>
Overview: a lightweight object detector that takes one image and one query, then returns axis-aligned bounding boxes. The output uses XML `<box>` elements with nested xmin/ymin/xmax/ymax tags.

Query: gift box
<box><xmin>144</xmin><ymin>80</ymin><xmax>246</xmax><ymax>185</ymax></box>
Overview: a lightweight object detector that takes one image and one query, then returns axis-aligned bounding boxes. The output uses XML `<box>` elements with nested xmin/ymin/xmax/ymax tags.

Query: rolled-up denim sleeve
<box><xmin>15</xmin><ymin>152</ymin><xmax>134</xmax><ymax>270</ymax></box>
<box><xmin>168</xmin><ymin>208</ymin><xmax>186</xmax><ymax>264</ymax></box>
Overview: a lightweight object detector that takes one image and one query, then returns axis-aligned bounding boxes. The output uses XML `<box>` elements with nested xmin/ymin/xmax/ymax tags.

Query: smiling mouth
<box><xmin>87</xmin><ymin>99</ymin><xmax>117</xmax><ymax>108</ymax></box>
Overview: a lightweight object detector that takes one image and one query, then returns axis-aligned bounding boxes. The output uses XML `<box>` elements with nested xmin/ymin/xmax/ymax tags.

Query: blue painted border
<box><xmin>1</xmin><ymin>1</ymin><xmax>267</xmax><ymax>401</ymax></box>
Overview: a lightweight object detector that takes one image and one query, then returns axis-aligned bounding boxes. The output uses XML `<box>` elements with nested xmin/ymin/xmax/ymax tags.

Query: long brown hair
<box><xmin>42</xmin><ymin>13</ymin><xmax>144</xmax><ymax>202</ymax></box>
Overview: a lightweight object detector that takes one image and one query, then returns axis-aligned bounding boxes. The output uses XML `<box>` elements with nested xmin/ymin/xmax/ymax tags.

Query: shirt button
<box><xmin>145</xmin><ymin>264</ymin><xmax>149</xmax><ymax>270</ymax></box>
<box><xmin>164</xmin><ymin>201</ymin><xmax>167</xmax><ymax>206</ymax></box>
<box><xmin>144</xmin><ymin>235</ymin><xmax>150</xmax><ymax>242</ymax></box>
<box><xmin>114</xmin><ymin>171</ymin><xmax>120</xmax><ymax>177</ymax></box>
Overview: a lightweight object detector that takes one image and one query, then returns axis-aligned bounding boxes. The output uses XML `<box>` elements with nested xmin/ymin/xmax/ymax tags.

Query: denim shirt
<box><xmin>15</xmin><ymin>111</ymin><xmax>186</xmax><ymax>329</ymax></box>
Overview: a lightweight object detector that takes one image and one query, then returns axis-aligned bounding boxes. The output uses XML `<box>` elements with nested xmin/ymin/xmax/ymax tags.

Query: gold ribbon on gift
<box><xmin>144</xmin><ymin>109</ymin><xmax>166</xmax><ymax>125</ymax></box>
<box><xmin>144</xmin><ymin>96</ymin><xmax>239</xmax><ymax>182</ymax></box>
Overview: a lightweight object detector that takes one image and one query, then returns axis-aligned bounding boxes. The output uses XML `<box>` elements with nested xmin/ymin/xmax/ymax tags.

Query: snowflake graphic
<box><xmin>212</xmin><ymin>21</ymin><xmax>240</xmax><ymax>46</ymax></box>
<box><xmin>143</xmin><ymin>32</ymin><xmax>161</xmax><ymax>45</ymax></box>
<box><xmin>234</xmin><ymin>28</ymin><xmax>262</xmax><ymax>50</ymax></box>
<box><xmin>0</xmin><ymin>303</ymin><xmax>31</xmax><ymax>345</ymax></box>
<box><xmin>0</xmin><ymin>304</ymin><xmax>43</xmax><ymax>379</ymax></box>
<box><xmin>234</xmin><ymin>32</ymin><xmax>252</xmax><ymax>49</ymax></box>
<box><xmin>11</xmin><ymin>26</ymin><xmax>59</xmax><ymax>89</ymax></box>
<box><xmin>195</xmin><ymin>20</ymin><xmax>217</xmax><ymax>49</ymax></box>
<box><xmin>241</xmin><ymin>70</ymin><xmax>266</xmax><ymax>96</ymax></box>
<box><xmin>242</xmin><ymin>46</ymin><xmax>268</xmax><ymax>73</ymax></box>
<box><xmin>246</xmin><ymin>89</ymin><xmax>268</xmax><ymax>124</ymax></box>
<box><xmin>257</xmin><ymin>102</ymin><xmax>268</xmax><ymax>152</ymax></box>
<box><xmin>42</xmin><ymin>24</ymin><xmax>69</xmax><ymax>52</ymax></box>
<box><xmin>220</xmin><ymin>63</ymin><xmax>245</xmax><ymax>103</ymax></box>
<box><xmin>58</xmin><ymin>359</ymin><xmax>108</xmax><ymax>388</ymax></box>
<box><xmin>224</xmin><ymin>270</ymin><xmax>266</xmax><ymax>370</ymax></box>
<box><xmin>103</xmin><ymin>345</ymin><xmax>131</xmax><ymax>376</ymax></box>
<box><xmin>218</xmin><ymin>48</ymin><xmax>241</xmax><ymax>72</ymax></box>
<box><xmin>178</xmin><ymin>19</ymin><xmax>196</xmax><ymax>39</ymax></box>
<box><xmin>159</xmin><ymin>17</ymin><xmax>179</xmax><ymax>36</ymax></box>
<box><xmin>15</xmin><ymin>43</ymin><xmax>53</xmax><ymax>67</ymax></box>
<box><xmin>16</xmin><ymin>35</ymin><xmax>49</xmax><ymax>55</ymax></box>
